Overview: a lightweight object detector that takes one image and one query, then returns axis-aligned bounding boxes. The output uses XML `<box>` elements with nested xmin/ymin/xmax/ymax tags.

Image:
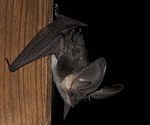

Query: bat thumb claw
<box><xmin>54</xmin><ymin>4</ymin><xmax>60</xmax><ymax>17</ymax></box>
<box><xmin>5</xmin><ymin>58</ymin><xmax>15</xmax><ymax>72</ymax></box>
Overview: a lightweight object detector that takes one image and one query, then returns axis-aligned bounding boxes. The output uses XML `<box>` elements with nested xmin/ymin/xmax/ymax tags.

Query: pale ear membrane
<box><xmin>88</xmin><ymin>84</ymin><xmax>124</xmax><ymax>99</ymax></box>
<box><xmin>72</xmin><ymin>57</ymin><xmax>106</xmax><ymax>96</ymax></box>
<box><xmin>78</xmin><ymin>57</ymin><xmax>106</xmax><ymax>83</ymax></box>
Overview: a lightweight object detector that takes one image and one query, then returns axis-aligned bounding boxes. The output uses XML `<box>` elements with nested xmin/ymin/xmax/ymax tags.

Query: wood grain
<box><xmin>0</xmin><ymin>0</ymin><xmax>53</xmax><ymax>125</ymax></box>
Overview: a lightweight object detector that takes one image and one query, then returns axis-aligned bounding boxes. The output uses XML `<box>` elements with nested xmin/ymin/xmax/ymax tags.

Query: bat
<box><xmin>6</xmin><ymin>14</ymin><xmax>124</xmax><ymax>121</ymax></box>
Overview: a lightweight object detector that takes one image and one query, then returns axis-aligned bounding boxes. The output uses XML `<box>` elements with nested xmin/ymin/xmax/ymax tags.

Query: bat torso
<box><xmin>51</xmin><ymin>30</ymin><xmax>88</xmax><ymax>105</ymax></box>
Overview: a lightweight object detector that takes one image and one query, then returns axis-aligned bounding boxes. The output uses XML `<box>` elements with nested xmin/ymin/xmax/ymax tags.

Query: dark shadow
<box><xmin>51</xmin><ymin>80</ymin><xmax>64</xmax><ymax>125</ymax></box>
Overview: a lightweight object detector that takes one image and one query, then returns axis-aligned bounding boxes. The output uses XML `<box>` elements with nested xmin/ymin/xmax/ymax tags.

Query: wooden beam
<box><xmin>0</xmin><ymin>0</ymin><xmax>53</xmax><ymax>125</ymax></box>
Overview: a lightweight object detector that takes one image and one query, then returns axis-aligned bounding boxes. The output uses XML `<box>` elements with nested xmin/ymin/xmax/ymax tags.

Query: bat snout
<box><xmin>67</xmin><ymin>89</ymin><xmax>78</xmax><ymax>107</ymax></box>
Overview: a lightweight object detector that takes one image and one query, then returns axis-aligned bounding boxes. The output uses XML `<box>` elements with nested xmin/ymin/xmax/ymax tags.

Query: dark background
<box><xmin>53</xmin><ymin>0</ymin><xmax>142</xmax><ymax>125</ymax></box>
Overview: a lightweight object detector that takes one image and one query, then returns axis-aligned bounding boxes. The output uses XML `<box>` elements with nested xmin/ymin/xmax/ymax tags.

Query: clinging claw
<box><xmin>54</xmin><ymin>4</ymin><xmax>59</xmax><ymax>17</ymax></box>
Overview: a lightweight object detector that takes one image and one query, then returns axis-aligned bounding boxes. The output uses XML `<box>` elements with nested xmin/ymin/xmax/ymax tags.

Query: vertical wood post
<box><xmin>0</xmin><ymin>0</ymin><xmax>53</xmax><ymax>125</ymax></box>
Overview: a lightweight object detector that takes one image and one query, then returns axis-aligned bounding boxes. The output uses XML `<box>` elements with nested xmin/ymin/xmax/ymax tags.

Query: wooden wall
<box><xmin>0</xmin><ymin>0</ymin><xmax>53</xmax><ymax>125</ymax></box>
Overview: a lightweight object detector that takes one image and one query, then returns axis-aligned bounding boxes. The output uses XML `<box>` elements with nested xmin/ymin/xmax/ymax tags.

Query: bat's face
<box><xmin>59</xmin><ymin>57</ymin><xmax>106</xmax><ymax>107</ymax></box>
<box><xmin>61</xmin><ymin>72</ymin><xmax>99</xmax><ymax>107</ymax></box>
<box><xmin>60</xmin><ymin>57</ymin><xmax>124</xmax><ymax>108</ymax></box>
<box><xmin>61</xmin><ymin>74</ymin><xmax>83</xmax><ymax>107</ymax></box>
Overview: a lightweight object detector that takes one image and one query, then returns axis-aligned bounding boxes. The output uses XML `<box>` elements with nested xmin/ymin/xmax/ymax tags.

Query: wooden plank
<box><xmin>0</xmin><ymin>0</ymin><xmax>53</xmax><ymax>125</ymax></box>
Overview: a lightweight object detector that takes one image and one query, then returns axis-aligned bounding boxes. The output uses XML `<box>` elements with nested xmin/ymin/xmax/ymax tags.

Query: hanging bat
<box><xmin>6</xmin><ymin>14</ymin><xmax>124</xmax><ymax>120</ymax></box>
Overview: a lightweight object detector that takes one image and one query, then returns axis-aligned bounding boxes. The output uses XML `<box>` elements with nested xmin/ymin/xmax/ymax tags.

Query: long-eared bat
<box><xmin>6</xmin><ymin>14</ymin><xmax>124</xmax><ymax>121</ymax></box>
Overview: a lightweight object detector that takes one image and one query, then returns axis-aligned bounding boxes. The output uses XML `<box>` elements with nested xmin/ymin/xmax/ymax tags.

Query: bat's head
<box><xmin>61</xmin><ymin>74</ymin><xmax>82</xmax><ymax>107</ymax></box>
<box><xmin>61</xmin><ymin>57</ymin><xmax>124</xmax><ymax>107</ymax></box>
<box><xmin>61</xmin><ymin>57</ymin><xmax>106</xmax><ymax>107</ymax></box>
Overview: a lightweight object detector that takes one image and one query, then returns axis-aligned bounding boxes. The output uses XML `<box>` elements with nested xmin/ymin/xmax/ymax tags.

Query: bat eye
<box><xmin>68</xmin><ymin>91</ymin><xmax>74</xmax><ymax>97</ymax></box>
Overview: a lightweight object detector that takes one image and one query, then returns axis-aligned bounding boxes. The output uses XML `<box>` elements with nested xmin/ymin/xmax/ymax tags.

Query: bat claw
<box><xmin>5</xmin><ymin>58</ymin><xmax>10</xmax><ymax>66</ymax></box>
<box><xmin>54</xmin><ymin>4</ymin><xmax>59</xmax><ymax>17</ymax></box>
<box><xmin>5</xmin><ymin>58</ymin><xmax>15</xmax><ymax>72</ymax></box>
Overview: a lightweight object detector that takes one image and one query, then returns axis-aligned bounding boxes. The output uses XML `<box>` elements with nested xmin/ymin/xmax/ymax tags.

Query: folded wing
<box><xmin>6</xmin><ymin>15</ymin><xmax>87</xmax><ymax>72</ymax></box>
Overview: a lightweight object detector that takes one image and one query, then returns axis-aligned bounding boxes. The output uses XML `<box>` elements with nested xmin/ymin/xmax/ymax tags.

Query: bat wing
<box><xmin>6</xmin><ymin>15</ymin><xmax>87</xmax><ymax>72</ymax></box>
<box><xmin>88</xmin><ymin>84</ymin><xmax>124</xmax><ymax>99</ymax></box>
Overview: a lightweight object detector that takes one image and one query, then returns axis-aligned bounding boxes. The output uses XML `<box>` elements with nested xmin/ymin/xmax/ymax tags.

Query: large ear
<box><xmin>88</xmin><ymin>84</ymin><xmax>124</xmax><ymax>99</ymax></box>
<box><xmin>71</xmin><ymin>57</ymin><xmax>106</xmax><ymax>97</ymax></box>
<box><xmin>6</xmin><ymin>15</ymin><xmax>87</xmax><ymax>72</ymax></box>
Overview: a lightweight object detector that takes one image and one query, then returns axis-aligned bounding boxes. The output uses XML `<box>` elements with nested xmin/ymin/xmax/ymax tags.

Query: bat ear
<box><xmin>88</xmin><ymin>84</ymin><xmax>124</xmax><ymax>99</ymax></box>
<box><xmin>72</xmin><ymin>57</ymin><xmax>106</xmax><ymax>96</ymax></box>
<box><xmin>78</xmin><ymin>57</ymin><xmax>106</xmax><ymax>83</ymax></box>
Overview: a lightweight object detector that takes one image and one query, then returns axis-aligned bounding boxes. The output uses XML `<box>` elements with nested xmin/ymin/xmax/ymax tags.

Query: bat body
<box><xmin>6</xmin><ymin>14</ymin><xmax>124</xmax><ymax>120</ymax></box>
